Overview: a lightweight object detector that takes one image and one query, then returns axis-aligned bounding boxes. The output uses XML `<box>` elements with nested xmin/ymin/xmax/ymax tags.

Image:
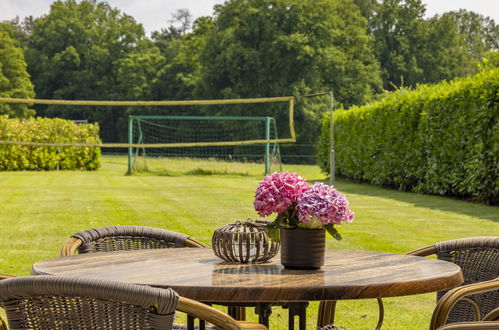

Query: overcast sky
<box><xmin>0</xmin><ymin>0</ymin><xmax>498</xmax><ymax>36</ymax></box>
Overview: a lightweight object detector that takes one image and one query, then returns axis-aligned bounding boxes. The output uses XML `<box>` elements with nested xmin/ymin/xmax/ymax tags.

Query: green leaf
<box><xmin>266</xmin><ymin>226</ymin><xmax>280</xmax><ymax>242</ymax></box>
<box><xmin>325</xmin><ymin>224</ymin><xmax>342</xmax><ymax>241</ymax></box>
<box><xmin>266</xmin><ymin>220</ymin><xmax>281</xmax><ymax>242</ymax></box>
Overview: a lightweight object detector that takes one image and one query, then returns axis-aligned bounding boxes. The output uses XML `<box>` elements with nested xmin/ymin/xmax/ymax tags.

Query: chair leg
<box><xmin>228</xmin><ymin>306</ymin><xmax>246</xmax><ymax>320</ymax></box>
<box><xmin>317</xmin><ymin>299</ymin><xmax>384</xmax><ymax>330</ymax></box>
<box><xmin>317</xmin><ymin>300</ymin><xmax>337</xmax><ymax>327</ymax></box>
<box><xmin>375</xmin><ymin>298</ymin><xmax>384</xmax><ymax>330</ymax></box>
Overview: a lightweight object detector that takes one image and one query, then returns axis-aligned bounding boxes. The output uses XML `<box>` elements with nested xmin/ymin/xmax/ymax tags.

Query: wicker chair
<box><xmin>407</xmin><ymin>236</ymin><xmax>498</xmax><ymax>330</ymax></box>
<box><xmin>431</xmin><ymin>278</ymin><xmax>499</xmax><ymax>330</ymax></box>
<box><xmin>0</xmin><ymin>275</ymin><xmax>266</xmax><ymax>330</ymax></box>
<box><xmin>60</xmin><ymin>225</ymin><xmax>208</xmax><ymax>256</ymax></box>
<box><xmin>317</xmin><ymin>236</ymin><xmax>498</xmax><ymax>330</ymax></box>
<box><xmin>0</xmin><ymin>274</ymin><xmax>14</xmax><ymax>330</ymax></box>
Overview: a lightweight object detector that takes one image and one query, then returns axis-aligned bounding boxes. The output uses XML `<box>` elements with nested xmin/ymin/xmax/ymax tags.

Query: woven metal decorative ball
<box><xmin>212</xmin><ymin>219</ymin><xmax>280</xmax><ymax>263</ymax></box>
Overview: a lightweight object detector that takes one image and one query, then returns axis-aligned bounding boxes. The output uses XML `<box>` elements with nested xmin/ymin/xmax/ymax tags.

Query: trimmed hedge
<box><xmin>318</xmin><ymin>69</ymin><xmax>498</xmax><ymax>204</ymax></box>
<box><xmin>0</xmin><ymin>116</ymin><xmax>101</xmax><ymax>171</ymax></box>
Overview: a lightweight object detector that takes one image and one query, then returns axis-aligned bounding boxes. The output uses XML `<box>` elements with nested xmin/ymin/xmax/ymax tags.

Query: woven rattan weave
<box><xmin>0</xmin><ymin>275</ymin><xmax>267</xmax><ymax>330</ymax></box>
<box><xmin>0</xmin><ymin>275</ymin><xmax>178</xmax><ymax>329</ymax></box>
<box><xmin>408</xmin><ymin>236</ymin><xmax>499</xmax><ymax>327</ymax></box>
<box><xmin>317</xmin><ymin>236</ymin><xmax>498</xmax><ymax>330</ymax></box>
<box><xmin>60</xmin><ymin>225</ymin><xmax>208</xmax><ymax>256</ymax></box>
<box><xmin>212</xmin><ymin>220</ymin><xmax>279</xmax><ymax>263</ymax></box>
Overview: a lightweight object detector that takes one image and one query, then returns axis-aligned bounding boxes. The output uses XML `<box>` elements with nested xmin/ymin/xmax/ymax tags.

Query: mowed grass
<box><xmin>0</xmin><ymin>155</ymin><xmax>497</xmax><ymax>329</ymax></box>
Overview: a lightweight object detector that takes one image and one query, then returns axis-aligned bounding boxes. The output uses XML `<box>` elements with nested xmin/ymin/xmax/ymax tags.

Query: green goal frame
<box><xmin>128</xmin><ymin>115</ymin><xmax>281</xmax><ymax>175</ymax></box>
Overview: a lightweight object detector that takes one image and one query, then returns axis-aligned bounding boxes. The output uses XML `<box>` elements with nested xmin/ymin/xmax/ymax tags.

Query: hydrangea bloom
<box><xmin>296</xmin><ymin>182</ymin><xmax>354</xmax><ymax>225</ymax></box>
<box><xmin>254</xmin><ymin>172</ymin><xmax>309</xmax><ymax>217</ymax></box>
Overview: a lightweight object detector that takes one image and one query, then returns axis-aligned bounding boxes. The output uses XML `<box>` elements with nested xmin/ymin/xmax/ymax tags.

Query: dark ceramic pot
<box><xmin>280</xmin><ymin>228</ymin><xmax>325</xmax><ymax>270</ymax></box>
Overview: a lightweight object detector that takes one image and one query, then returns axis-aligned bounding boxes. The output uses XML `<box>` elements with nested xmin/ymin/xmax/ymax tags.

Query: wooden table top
<box><xmin>32</xmin><ymin>248</ymin><xmax>463</xmax><ymax>303</ymax></box>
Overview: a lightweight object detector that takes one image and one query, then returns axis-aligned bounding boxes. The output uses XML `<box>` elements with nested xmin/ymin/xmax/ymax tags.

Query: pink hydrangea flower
<box><xmin>296</xmin><ymin>182</ymin><xmax>354</xmax><ymax>225</ymax></box>
<box><xmin>254</xmin><ymin>172</ymin><xmax>309</xmax><ymax>217</ymax></box>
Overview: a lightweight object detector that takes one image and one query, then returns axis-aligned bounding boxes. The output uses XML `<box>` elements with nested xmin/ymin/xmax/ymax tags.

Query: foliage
<box><xmin>254</xmin><ymin>172</ymin><xmax>353</xmax><ymax>240</ymax></box>
<box><xmin>442</xmin><ymin>10</ymin><xmax>499</xmax><ymax>59</ymax></box>
<box><xmin>317</xmin><ymin>69</ymin><xmax>499</xmax><ymax>204</ymax></box>
<box><xmin>0</xmin><ymin>26</ymin><xmax>35</xmax><ymax>118</ymax></box>
<box><xmin>355</xmin><ymin>0</ymin><xmax>497</xmax><ymax>90</ymax></box>
<box><xmin>480</xmin><ymin>51</ymin><xmax>499</xmax><ymax>71</ymax></box>
<box><xmin>1</xmin><ymin>0</ymin><xmax>496</xmax><ymax>160</ymax></box>
<box><xmin>0</xmin><ymin>16</ymin><xmax>35</xmax><ymax>47</ymax></box>
<box><xmin>197</xmin><ymin>0</ymin><xmax>381</xmax><ymax>163</ymax></box>
<box><xmin>0</xmin><ymin>116</ymin><xmax>101</xmax><ymax>170</ymax></box>
<box><xmin>151</xmin><ymin>16</ymin><xmax>213</xmax><ymax>101</ymax></box>
<box><xmin>24</xmin><ymin>0</ymin><xmax>157</xmax><ymax>141</ymax></box>
<box><xmin>367</xmin><ymin>0</ymin><xmax>428</xmax><ymax>89</ymax></box>
<box><xmin>418</xmin><ymin>14</ymin><xmax>474</xmax><ymax>83</ymax></box>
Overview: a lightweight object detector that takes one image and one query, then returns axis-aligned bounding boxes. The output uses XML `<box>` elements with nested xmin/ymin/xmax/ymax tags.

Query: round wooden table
<box><xmin>32</xmin><ymin>248</ymin><xmax>463</xmax><ymax>329</ymax></box>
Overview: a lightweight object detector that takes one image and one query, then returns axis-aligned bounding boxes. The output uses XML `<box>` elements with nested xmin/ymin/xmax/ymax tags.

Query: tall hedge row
<box><xmin>0</xmin><ymin>116</ymin><xmax>101</xmax><ymax>170</ymax></box>
<box><xmin>318</xmin><ymin>69</ymin><xmax>498</xmax><ymax>204</ymax></box>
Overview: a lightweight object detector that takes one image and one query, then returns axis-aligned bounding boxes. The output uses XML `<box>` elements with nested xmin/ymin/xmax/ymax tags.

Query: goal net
<box><xmin>128</xmin><ymin>115</ymin><xmax>281</xmax><ymax>175</ymax></box>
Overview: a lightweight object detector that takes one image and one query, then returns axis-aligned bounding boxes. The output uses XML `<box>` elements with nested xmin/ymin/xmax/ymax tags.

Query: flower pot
<box><xmin>280</xmin><ymin>228</ymin><xmax>325</xmax><ymax>270</ymax></box>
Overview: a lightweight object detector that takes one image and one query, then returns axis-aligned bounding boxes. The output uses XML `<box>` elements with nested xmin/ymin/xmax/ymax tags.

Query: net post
<box><xmin>329</xmin><ymin>91</ymin><xmax>335</xmax><ymax>186</ymax></box>
<box><xmin>265</xmin><ymin>116</ymin><xmax>271</xmax><ymax>175</ymax></box>
<box><xmin>127</xmin><ymin>116</ymin><xmax>133</xmax><ymax>175</ymax></box>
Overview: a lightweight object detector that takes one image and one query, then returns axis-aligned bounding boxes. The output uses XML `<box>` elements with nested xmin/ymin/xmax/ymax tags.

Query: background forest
<box><xmin>0</xmin><ymin>0</ymin><xmax>498</xmax><ymax>163</ymax></box>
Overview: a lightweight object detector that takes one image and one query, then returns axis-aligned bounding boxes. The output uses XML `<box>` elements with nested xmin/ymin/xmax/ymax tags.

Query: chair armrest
<box><xmin>60</xmin><ymin>237</ymin><xmax>83</xmax><ymax>256</ymax></box>
<box><xmin>185</xmin><ymin>237</ymin><xmax>209</xmax><ymax>248</ymax></box>
<box><xmin>405</xmin><ymin>245</ymin><xmax>437</xmax><ymax>256</ymax></box>
<box><xmin>0</xmin><ymin>316</ymin><xmax>6</xmax><ymax>330</ymax></box>
<box><xmin>436</xmin><ymin>321</ymin><xmax>499</xmax><ymax>329</ymax></box>
<box><xmin>177</xmin><ymin>296</ymin><xmax>267</xmax><ymax>330</ymax></box>
<box><xmin>431</xmin><ymin>278</ymin><xmax>499</xmax><ymax>330</ymax></box>
<box><xmin>0</xmin><ymin>274</ymin><xmax>14</xmax><ymax>280</ymax></box>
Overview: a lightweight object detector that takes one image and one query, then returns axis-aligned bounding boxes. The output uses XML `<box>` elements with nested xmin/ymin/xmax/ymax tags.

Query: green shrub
<box><xmin>318</xmin><ymin>69</ymin><xmax>498</xmax><ymax>204</ymax></box>
<box><xmin>0</xmin><ymin>116</ymin><xmax>101</xmax><ymax>170</ymax></box>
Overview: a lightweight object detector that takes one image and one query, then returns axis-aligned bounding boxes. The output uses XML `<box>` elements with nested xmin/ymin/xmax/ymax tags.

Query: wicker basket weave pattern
<box><xmin>72</xmin><ymin>225</ymin><xmax>189</xmax><ymax>253</ymax></box>
<box><xmin>0</xmin><ymin>275</ymin><xmax>177</xmax><ymax>330</ymax></box>
<box><xmin>212</xmin><ymin>220</ymin><xmax>279</xmax><ymax>263</ymax></box>
<box><xmin>435</xmin><ymin>238</ymin><xmax>499</xmax><ymax>323</ymax></box>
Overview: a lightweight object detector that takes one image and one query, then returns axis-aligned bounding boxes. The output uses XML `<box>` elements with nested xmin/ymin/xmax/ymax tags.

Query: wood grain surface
<box><xmin>32</xmin><ymin>248</ymin><xmax>463</xmax><ymax>303</ymax></box>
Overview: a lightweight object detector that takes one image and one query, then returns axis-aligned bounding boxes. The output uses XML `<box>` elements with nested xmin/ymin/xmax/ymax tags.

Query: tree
<box><xmin>151</xmin><ymin>9</ymin><xmax>195</xmax><ymax>58</ymax></box>
<box><xmin>168</xmin><ymin>9</ymin><xmax>193</xmax><ymax>35</ymax></box>
<box><xmin>367</xmin><ymin>0</ymin><xmax>428</xmax><ymax>89</ymax></box>
<box><xmin>1</xmin><ymin>16</ymin><xmax>35</xmax><ymax>47</ymax></box>
<box><xmin>151</xmin><ymin>16</ymin><xmax>214</xmax><ymax>101</ymax></box>
<box><xmin>418</xmin><ymin>15</ymin><xmax>473</xmax><ymax>83</ymax></box>
<box><xmin>354</xmin><ymin>1</ymin><xmax>497</xmax><ymax>90</ymax></box>
<box><xmin>0</xmin><ymin>27</ymin><xmax>35</xmax><ymax>117</ymax></box>
<box><xmin>25</xmin><ymin>0</ymin><xmax>156</xmax><ymax>141</ymax></box>
<box><xmin>479</xmin><ymin>51</ymin><xmax>499</xmax><ymax>71</ymax></box>
<box><xmin>199</xmin><ymin>0</ymin><xmax>380</xmax><ymax>106</ymax></box>
<box><xmin>442</xmin><ymin>10</ymin><xmax>499</xmax><ymax>59</ymax></box>
<box><xmin>195</xmin><ymin>0</ymin><xmax>381</xmax><ymax>163</ymax></box>
<box><xmin>114</xmin><ymin>40</ymin><xmax>165</xmax><ymax>101</ymax></box>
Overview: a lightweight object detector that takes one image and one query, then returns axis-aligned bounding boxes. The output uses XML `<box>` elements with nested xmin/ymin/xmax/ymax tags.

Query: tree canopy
<box><xmin>24</xmin><ymin>0</ymin><xmax>154</xmax><ymax>140</ymax></box>
<box><xmin>0</xmin><ymin>0</ymin><xmax>497</xmax><ymax>161</ymax></box>
<box><xmin>0</xmin><ymin>24</ymin><xmax>34</xmax><ymax>117</ymax></box>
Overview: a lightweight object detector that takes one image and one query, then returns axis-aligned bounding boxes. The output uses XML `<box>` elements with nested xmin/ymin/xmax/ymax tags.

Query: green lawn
<box><xmin>0</xmin><ymin>155</ymin><xmax>497</xmax><ymax>329</ymax></box>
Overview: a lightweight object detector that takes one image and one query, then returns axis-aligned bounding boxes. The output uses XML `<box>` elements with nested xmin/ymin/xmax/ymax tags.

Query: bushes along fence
<box><xmin>0</xmin><ymin>116</ymin><xmax>101</xmax><ymax>170</ymax></box>
<box><xmin>318</xmin><ymin>69</ymin><xmax>498</xmax><ymax>204</ymax></box>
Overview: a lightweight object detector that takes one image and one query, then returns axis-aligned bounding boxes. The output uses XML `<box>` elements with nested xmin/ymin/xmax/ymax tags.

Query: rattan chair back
<box><xmin>0</xmin><ymin>274</ymin><xmax>14</xmax><ymax>330</ymax></box>
<box><xmin>0</xmin><ymin>275</ymin><xmax>178</xmax><ymax>329</ymax></box>
<box><xmin>61</xmin><ymin>225</ymin><xmax>208</xmax><ymax>256</ymax></box>
<box><xmin>408</xmin><ymin>236</ymin><xmax>499</xmax><ymax>324</ymax></box>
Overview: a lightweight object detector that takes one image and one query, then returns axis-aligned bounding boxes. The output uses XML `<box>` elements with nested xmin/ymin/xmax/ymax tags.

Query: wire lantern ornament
<box><xmin>212</xmin><ymin>219</ymin><xmax>280</xmax><ymax>263</ymax></box>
